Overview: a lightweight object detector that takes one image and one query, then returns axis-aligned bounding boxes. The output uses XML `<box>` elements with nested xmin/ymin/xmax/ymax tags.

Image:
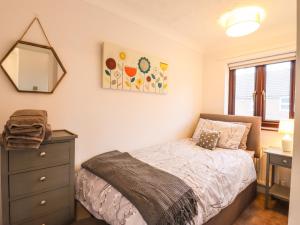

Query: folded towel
<box><xmin>6</xmin><ymin>126</ymin><xmax>44</xmax><ymax>136</ymax></box>
<box><xmin>2</xmin><ymin>130</ymin><xmax>42</xmax><ymax>150</ymax></box>
<box><xmin>3</xmin><ymin>110</ymin><xmax>52</xmax><ymax>151</ymax></box>
<box><xmin>7</xmin><ymin>117</ymin><xmax>45</xmax><ymax>129</ymax></box>
<box><xmin>7</xmin><ymin>110</ymin><xmax>48</xmax><ymax>132</ymax></box>
<box><xmin>45</xmin><ymin>124</ymin><xmax>52</xmax><ymax>141</ymax></box>
<box><xmin>10</xmin><ymin>109</ymin><xmax>48</xmax><ymax>118</ymax></box>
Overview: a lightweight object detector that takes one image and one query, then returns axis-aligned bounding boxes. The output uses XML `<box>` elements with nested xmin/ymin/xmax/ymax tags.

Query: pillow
<box><xmin>197</xmin><ymin>130</ymin><xmax>220</xmax><ymax>150</ymax></box>
<box><xmin>234</xmin><ymin>122</ymin><xmax>252</xmax><ymax>150</ymax></box>
<box><xmin>193</xmin><ymin>118</ymin><xmax>246</xmax><ymax>150</ymax></box>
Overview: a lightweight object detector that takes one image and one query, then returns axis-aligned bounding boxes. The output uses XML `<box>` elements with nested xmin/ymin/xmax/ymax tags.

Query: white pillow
<box><xmin>193</xmin><ymin>118</ymin><xmax>246</xmax><ymax>150</ymax></box>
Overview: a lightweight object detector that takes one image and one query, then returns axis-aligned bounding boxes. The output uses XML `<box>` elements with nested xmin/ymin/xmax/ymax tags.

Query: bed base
<box><xmin>204</xmin><ymin>181</ymin><xmax>257</xmax><ymax>225</ymax></box>
<box><xmin>76</xmin><ymin>181</ymin><xmax>257</xmax><ymax>225</ymax></box>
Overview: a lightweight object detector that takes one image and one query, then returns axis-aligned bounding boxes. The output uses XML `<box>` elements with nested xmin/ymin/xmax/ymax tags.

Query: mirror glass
<box><xmin>1</xmin><ymin>41</ymin><xmax>66</xmax><ymax>93</ymax></box>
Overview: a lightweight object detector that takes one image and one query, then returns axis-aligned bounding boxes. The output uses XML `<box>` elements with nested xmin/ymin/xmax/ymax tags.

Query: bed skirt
<box><xmin>204</xmin><ymin>181</ymin><xmax>257</xmax><ymax>225</ymax></box>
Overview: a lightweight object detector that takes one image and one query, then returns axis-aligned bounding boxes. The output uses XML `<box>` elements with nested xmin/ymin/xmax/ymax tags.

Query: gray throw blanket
<box><xmin>82</xmin><ymin>151</ymin><xmax>198</xmax><ymax>225</ymax></box>
<box><xmin>2</xmin><ymin>109</ymin><xmax>52</xmax><ymax>150</ymax></box>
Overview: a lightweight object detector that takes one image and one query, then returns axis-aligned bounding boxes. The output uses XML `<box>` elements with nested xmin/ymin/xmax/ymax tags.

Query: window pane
<box><xmin>235</xmin><ymin>67</ymin><xmax>256</xmax><ymax>116</ymax></box>
<box><xmin>265</xmin><ymin>62</ymin><xmax>291</xmax><ymax>120</ymax></box>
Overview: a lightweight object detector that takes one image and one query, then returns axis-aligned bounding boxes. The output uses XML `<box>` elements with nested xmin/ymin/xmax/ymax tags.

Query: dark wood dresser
<box><xmin>0</xmin><ymin>130</ymin><xmax>77</xmax><ymax>225</ymax></box>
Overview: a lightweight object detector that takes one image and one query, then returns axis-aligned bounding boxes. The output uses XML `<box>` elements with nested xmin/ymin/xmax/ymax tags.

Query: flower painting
<box><xmin>102</xmin><ymin>42</ymin><xmax>168</xmax><ymax>94</ymax></box>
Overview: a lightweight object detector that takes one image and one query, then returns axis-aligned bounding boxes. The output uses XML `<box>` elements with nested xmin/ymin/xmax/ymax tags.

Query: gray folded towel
<box><xmin>2</xmin><ymin>110</ymin><xmax>52</xmax><ymax>150</ymax></box>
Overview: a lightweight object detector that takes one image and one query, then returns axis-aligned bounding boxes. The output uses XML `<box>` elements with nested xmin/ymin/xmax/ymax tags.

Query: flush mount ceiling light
<box><xmin>219</xmin><ymin>6</ymin><xmax>266</xmax><ymax>37</ymax></box>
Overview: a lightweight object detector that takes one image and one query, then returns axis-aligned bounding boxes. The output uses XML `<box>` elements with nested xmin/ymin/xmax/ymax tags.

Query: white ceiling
<box><xmin>84</xmin><ymin>0</ymin><xmax>297</xmax><ymax>54</ymax></box>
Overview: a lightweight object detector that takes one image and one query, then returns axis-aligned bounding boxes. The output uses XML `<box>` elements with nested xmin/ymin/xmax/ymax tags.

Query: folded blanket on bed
<box><xmin>2</xmin><ymin>110</ymin><xmax>52</xmax><ymax>150</ymax></box>
<box><xmin>82</xmin><ymin>150</ymin><xmax>198</xmax><ymax>225</ymax></box>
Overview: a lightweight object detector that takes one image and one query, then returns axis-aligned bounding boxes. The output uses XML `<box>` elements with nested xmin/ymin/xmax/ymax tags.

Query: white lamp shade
<box><xmin>278</xmin><ymin>119</ymin><xmax>294</xmax><ymax>135</ymax></box>
<box><xmin>219</xmin><ymin>6</ymin><xmax>266</xmax><ymax>37</ymax></box>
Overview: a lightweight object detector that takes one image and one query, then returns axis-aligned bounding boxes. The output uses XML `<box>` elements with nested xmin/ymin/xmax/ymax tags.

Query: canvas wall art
<box><xmin>102</xmin><ymin>42</ymin><xmax>168</xmax><ymax>94</ymax></box>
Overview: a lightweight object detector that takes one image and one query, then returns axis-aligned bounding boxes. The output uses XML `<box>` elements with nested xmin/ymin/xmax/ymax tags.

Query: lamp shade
<box><xmin>278</xmin><ymin>119</ymin><xmax>294</xmax><ymax>135</ymax></box>
<box><xmin>219</xmin><ymin>6</ymin><xmax>266</xmax><ymax>37</ymax></box>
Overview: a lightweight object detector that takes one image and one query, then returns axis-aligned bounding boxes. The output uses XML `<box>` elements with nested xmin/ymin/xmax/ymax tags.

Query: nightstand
<box><xmin>264</xmin><ymin>148</ymin><xmax>293</xmax><ymax>209</ymax></box>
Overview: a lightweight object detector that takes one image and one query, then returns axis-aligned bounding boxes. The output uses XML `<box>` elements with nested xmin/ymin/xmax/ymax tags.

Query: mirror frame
<box><xmin>0</xmin><ymin>40</ymin><xmax>67</xmax><ymax>94</ymax></box>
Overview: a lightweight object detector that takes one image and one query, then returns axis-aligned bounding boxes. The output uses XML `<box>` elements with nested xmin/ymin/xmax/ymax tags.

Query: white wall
<box><xmin>288</xmin><ymin>0</ymin><xmax>300</xmax><ymax>223</ymax></box>
<box><xmin>0</xmin><ymin>0</ymin><xmax>203</xmax><ymax>168</ymax></box>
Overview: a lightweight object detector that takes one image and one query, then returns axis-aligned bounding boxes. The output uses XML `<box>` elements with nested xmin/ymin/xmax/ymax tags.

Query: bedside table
<box><xmin>264</xmin><ymin>148</ymin><xmax>293</xmax><ymax>209</ymax></box>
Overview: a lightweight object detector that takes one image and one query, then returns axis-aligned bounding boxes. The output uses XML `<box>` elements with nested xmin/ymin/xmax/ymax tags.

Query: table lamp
<box><xmin>278</xmin><ymin>119</ymin><xmax>294</xmax><ymax>152</ymax></box>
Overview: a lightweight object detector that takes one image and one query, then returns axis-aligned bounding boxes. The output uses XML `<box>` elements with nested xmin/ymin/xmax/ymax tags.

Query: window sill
<box><xmin>262</xmin><ymin>127</ymin><xmax>278</xmax><ymax>132</ymax></box>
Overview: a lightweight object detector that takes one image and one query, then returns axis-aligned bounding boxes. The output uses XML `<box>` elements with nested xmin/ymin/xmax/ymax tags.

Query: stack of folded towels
<box><xmin>2</xmin><ymin>109</ymin><xmax>52</xmax><ymax>150</ymax></box>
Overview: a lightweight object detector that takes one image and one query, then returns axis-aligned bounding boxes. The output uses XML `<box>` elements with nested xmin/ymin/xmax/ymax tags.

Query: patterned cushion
<box><xmin>193</xmin><ymin>119</ymin><xmax>246</xmax><ymax>150</ymax></box>
<box><xmin>197</xmin><ymin>130</ymin><xmax>220</xmax><ymax>150</ymax></box>
<box><xmin>235</xmin><ymin>122</ymin><xmax>252</xmax><ymax>150</ymax></box>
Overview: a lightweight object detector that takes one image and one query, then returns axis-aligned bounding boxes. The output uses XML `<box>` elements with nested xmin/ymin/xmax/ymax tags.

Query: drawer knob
<box><xmin>283</xmin><ymin>159</ymin><xmax>288</xmax><ymax>164</ymax></box>
<box><xmin>39</xmin><ymin>176</ymin><xmax>46</xmax><ymax>182</ymax></box>
<box><xmin>40</xmin><ymin>152</ymin><xmax>46</xmax><ymax>157</ymax></box>
<box><xmin>40</xmin><ymin>200</ymin><xmax>47</xmax><ymax>206</ymax></box>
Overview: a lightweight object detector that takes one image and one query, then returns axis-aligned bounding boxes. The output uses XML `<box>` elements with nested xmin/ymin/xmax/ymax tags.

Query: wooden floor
<box><xmin>233</xmin><ymin>194</ymin><xmax>289</xmax><ymax>225</ymax></box>
<box><xmin>76</xmin><ymin>194</ymin><xmax>289</xmax><ymax>225</ymax></box>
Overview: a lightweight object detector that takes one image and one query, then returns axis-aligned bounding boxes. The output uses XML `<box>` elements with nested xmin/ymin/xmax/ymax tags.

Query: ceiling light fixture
<box><xmin>219</xmin><ymin>6</ymin><xmax>266</xmax><ymax>37</ymax></box>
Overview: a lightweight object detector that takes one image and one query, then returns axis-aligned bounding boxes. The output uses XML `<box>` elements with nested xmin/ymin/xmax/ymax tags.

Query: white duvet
<box><xmin>75</xmin><ymin>139</ymin><xmax>256</xmax><ymax>225</ymax></box>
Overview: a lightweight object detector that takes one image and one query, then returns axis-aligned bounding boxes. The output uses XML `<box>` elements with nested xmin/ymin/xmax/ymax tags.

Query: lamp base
<box><xmin>282</xmin><ymin>135</ymin><xmax>293</xmax><ymax>152</ymax></box>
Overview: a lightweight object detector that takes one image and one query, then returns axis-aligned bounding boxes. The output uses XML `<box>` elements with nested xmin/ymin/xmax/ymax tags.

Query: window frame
<box><xmin>228</xmin><ymin>60</ymin><xmax>296</xmax><ymax>129</ymax></box>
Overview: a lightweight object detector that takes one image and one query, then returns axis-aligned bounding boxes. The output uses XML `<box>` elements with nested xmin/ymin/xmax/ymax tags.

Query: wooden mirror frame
<box><xmin>0</xmin><ymin>40</ymin><xmax>67</xmax><ymax>94</ymax></box>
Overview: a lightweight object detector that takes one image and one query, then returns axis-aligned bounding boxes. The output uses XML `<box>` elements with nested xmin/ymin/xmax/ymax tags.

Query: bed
<box><xmin>75</xmin><ymin>113</ymin><xmax>261</xmax><ymax>225</ymax></box>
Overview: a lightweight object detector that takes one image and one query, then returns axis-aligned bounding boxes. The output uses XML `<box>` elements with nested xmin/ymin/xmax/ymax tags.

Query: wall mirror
<box><xmin>0</xmin><ymin>18</ymin><xmax>66</xmax><ymax>93</ymax></box>
<box><xmin>1</xmin><ymin>41</ymin><xmax>66</xmax><ymax>93</ymax></box>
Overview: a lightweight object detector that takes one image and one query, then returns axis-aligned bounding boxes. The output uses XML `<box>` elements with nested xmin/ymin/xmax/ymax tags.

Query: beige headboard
<box><xmin>200</xmin><ymin>113</ymin><xmax>262</xmax><ymax>158</ymax></box>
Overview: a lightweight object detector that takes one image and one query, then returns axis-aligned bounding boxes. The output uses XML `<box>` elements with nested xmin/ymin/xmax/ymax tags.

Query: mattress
<box><xmin>75</xmin><ymin>139</ymin><xmax>256</xmax><ymax>225</ymax></box>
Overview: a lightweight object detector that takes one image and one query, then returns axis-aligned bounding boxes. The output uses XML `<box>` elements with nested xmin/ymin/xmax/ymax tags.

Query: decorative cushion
<box><xmin>197</xmin><ymin>130</ymin><xmax>220</xmax><ymax>150</ymax></box>
<box><xmin>235</xmin><ymin>122</ymin><xmax>252</xmax><ymax>150</ymax></box>
<box><xmin>193</xmin><ymin>119</ymin><xmax>246</xmax><ymax>150</ymax></box>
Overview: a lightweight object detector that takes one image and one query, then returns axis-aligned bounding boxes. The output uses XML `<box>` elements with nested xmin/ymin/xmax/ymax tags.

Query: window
<box><xmin>228</xmin><ymin>60</ymin><xmax>296</xmax><ymax>128</ymax></box>
<box><xmin>234</xmin><ymin>67</ymin><xmax>256</xmax><ymax>116</ymax></box>
<box><xmin>280</xmin><ymin>97</ymin><xmax>290</xmax><ymax>112</ymax></box>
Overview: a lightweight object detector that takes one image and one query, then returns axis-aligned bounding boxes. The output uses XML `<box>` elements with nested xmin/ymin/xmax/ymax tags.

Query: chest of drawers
<box><xmin>1</xmin><ymin>130</ymin><xmax>77</xmax><ymax>225</ymax></box>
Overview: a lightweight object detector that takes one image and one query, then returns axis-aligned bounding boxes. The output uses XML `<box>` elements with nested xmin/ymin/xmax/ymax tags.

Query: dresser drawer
<box><xmin>270</xmin><ymin>154</ymin><xmax>292</xmax><ymax>168</ymax></box>
<box><xmin>10</xmin><ymin>165</ymin><xmax>70</xmax><ymax>199</ymax></box>
<box><xmin>9</xmin><ymin>142</ymin><xmax>70</xmax><ymax>172</ymax></box>
<box><xmin>14</xmin><ymin>207</ymin><xmax>71</xmax><ymax>225</ymax></box>
<box><xmin>10</xmin><ymin>187</ymin><xmax>70</xmax><ymax>224</ymax></box>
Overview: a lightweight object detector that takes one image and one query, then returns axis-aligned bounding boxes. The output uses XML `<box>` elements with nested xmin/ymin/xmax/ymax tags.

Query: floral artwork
<box><xmin>102</xmin><ymin>42</ymin><xmax>168</xmax><ymax>94</ymax></box>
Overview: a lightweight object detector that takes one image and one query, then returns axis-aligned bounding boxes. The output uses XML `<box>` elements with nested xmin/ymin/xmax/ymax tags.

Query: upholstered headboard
<box><xmin>200</xmin><ymin>113</ymin><xmax>262</xmax><ymax>158</ymax></box>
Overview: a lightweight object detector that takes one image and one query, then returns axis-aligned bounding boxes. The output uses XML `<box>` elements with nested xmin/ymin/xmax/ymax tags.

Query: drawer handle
<box><xmin>39</xmin><ymin>176</ymin><xmax>47</xmax><ymax>182</ymax></box>
<box><xmin>40</xmin><ymin>152</ymin><xmax>46</xmax><ymax>157</ymax></box>
<box><xmin>40</xmin><ymin>200</ymin><xmax>47</xmax><ymax>206</ymax></box>
<box><xmin>282</xmin><ymin>159</ymin><xmax>288</xmax><ymax>164</ymax></box>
